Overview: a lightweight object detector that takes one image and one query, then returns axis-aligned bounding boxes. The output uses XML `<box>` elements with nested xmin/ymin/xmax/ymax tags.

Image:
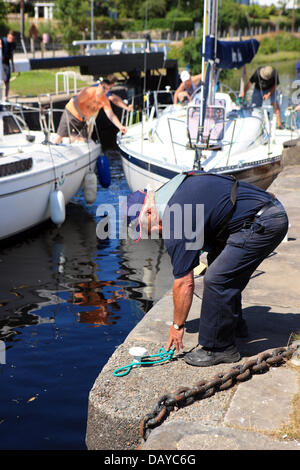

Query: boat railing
<box><xmin>72</xmin><ymin>39</ymin><xmax>172</xmax><ymax>60</ymax></box>
<box><xmin>2</xmin><ymin>101</ymin><xmax>96</xmax><ymax>145</ymax></box>
<box><xmin>49</xmin><ymin>107</ymin><xmax>96</xmax><ymax>142</ymax></box>
<box><xmin>2</xmin><ymin>101</ymin><xmax>30</xmax><ymax>131</ymax></box>
<box><xmin>166</xmin><ymin>116</ymin><xmax>188</xmax><ymax>164</ymax></box>
<box><xmin>36</xmin><ymin>98</ymin><xmax>95</xmax><ymax>142</ymax></box>
<box><xmin>218</xmin><ymin>83</ymin><xmax>239</xmax><ymax>99</ymax></box>
<box><xmin>165</xmin><ymin>106</ymin><xmax>270</xmax><ymax>165</ymax></box>
<box><xmin>37</xmin><ymin>94</ymin><xmax>56</xmax><ymax>134</ymax></box>
<box><xmin>148</xmin><ymin>88</ymin><xmax>175</xmax><ymax>117</ymax></box>
<box><xmin>120</xmin><ymin>88</ymin><xmax>175</xmax><ymax>127</ymax></box>
<box><xmin>4</xmin><ymin>99</ymin><xmax>56</xmax><ymax>137</ymax></box>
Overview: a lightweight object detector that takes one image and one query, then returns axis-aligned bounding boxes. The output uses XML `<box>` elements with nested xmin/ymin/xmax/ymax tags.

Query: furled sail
<box><xmin>204</xmin><ymin>37</ymin><xmax>260</xmax><ymax>69</ymax></box>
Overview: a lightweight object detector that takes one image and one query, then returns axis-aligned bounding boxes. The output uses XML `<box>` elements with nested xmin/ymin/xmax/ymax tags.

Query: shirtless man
<box><xmin>54</xmin><ymin>80</ymin><xmax>127</xmax><ymax>144</ymax></box>
<box><xmin>106</xmin><ymin>74</ymin><xmax>134</xmax><ymax>112</ymax></box>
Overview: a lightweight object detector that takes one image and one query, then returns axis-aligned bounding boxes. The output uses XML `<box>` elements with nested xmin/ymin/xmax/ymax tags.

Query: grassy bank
<box><xmin>9</xmin><ymin>67</ymin><xmax>91</xmax><ymax>97</ymax></box>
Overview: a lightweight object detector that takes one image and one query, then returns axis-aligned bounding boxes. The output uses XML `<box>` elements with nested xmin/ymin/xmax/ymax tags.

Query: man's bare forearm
<box><xmin>172</xmin><ymin>271</ymin><xmax>194</xmax><ymax>326</ymax></box>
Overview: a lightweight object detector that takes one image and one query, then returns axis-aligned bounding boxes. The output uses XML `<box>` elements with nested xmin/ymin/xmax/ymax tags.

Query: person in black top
<box><xmin>0</xmin><ymin>31</ymin><xmax>16</xmax><ymax>100</ymax></box>
<box><xmin>126</xmin><ymin>173</ymin><xmax>288</xmax><ymax>367</ymax></box>
<box><xmin>240</xmin><ymin>65</ymin><xmax>282</xmax><ymax>129</ymax></box>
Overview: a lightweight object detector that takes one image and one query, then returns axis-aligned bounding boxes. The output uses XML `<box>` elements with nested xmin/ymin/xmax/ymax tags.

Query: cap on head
<box><xmin>260</xmin><ymin>66</ymin><xmax>273</xmax><ymax>81</ymax></box>
<box><xmin>126</xmin><ymin>190</ymin><xmax>148</xmax><ymax>242</ymax></box>
<box><xmin>180</xmin><ymin>70</ymin><xmax>191</xmax><ymax>82</ymax></box>
<box><xmin>127</xmin><ymin>185</ymin><xmax>161</xmax><ymax>241</ymax></box>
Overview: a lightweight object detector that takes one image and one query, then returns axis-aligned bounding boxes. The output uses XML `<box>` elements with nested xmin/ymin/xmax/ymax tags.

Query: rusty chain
<box><xmin>139</xmin><ymin>343</ymin><xmax>299</xmax><ymax>441</ymax></box>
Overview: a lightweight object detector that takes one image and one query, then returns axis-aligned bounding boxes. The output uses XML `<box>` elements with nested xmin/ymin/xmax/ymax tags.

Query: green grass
<box><xmin>9</xmin><ymin>67</ymin><xmax>91</xmax><ymax>97</ymax></box>
<box><xmin>253</xmin><ymin>51</ymin><xmax>300</xmax><ymax>65</ymax></box>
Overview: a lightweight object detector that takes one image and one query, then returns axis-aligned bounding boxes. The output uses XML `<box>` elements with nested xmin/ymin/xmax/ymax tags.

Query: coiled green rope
<box><xmin>113</xmin><ymin>347</ymin><xmax>175</xmax><ymax>377</ymax></box>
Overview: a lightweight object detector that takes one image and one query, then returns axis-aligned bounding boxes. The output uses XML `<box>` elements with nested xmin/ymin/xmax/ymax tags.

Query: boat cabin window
<box><xmin>3</xmin><ymin>116</ymin><xmax>21</xmax><ymax>136</ymax></box>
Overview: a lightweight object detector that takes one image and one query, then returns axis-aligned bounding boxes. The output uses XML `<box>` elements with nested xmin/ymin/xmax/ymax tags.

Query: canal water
<box><xmin>0</xmin><ymin>153</ymin><xmax>173</xmax><ymax>450</ymax></box>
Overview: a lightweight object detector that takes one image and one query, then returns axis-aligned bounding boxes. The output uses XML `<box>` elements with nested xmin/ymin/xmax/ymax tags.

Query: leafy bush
<box><xmin>54</xmin><ymin>0</ymin><xmax>89</xmax><ymax>53</ymax></box>
<box><xmin>0</xmin><ymin>0</ymin><xmax>9</xmax><ymax>35</ymax></box>
<box><xmin>165</xmin><ymin>8</ymin><xmax>193</xmax><ymax>20</ymax></box>
<box><xmin>94</xmin><ymin>16</ymin><xmax>131</xmax><ymax>37</ymax></box>
<box><xmin>126</xmin><ymin>17</ymin><xmax>194</xmax><ymax>32</ymax></box>
<box><xmin>152</xmin><ymin>17</ymin><xmax>193</xmax><ymax>30</ymax></box>
<box><xmin>248</xmin><ymin>4</ymin><xmax>270</xmax><ymax>19</ymax></box>
<box><xmin>219</xmin><ymin>0</ymin><xmax>248</xmax><ymax>31</ymax></box>
<box><xmin>259</xmin><ymin>33</ymin><xmax>300</xmax><ymax>54</ymax></box>
<box><xmin>180</xmin><ymin>32</ymin><xmax>202</xmax><ymax>74</ymax></box>
<box><xmin>138</xmin><ymin>0</ymin><xmax>167</xmax><ymax>19</ymax></box>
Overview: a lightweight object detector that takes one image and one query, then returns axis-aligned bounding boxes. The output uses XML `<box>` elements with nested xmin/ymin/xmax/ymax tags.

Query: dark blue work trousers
<box><xmin>198</xmin><ymin>200</ymin><xmax>289</xmax><ymax>349</ymax></box>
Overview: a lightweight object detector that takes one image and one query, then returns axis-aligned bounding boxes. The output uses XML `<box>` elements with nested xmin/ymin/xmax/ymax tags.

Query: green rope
<box><xmin>113</xmin><ymin>347</ymin><xmax>175</xmax><ymax>377</ymax></box>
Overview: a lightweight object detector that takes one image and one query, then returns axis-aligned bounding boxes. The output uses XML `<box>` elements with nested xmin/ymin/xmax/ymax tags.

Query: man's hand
<box><xmin>119</xmin><ymin>125</ymin><xmax>127</xmax><ymax>134</ymax></box>
<box><xmin>166</xmin><ymin>324</ymin><xmax>184</xmax><ymax>353</ymax></box>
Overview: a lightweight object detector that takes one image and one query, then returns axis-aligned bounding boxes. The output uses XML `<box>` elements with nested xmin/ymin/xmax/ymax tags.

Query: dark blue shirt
<box><xmin>1</xmin><ymin>37</ymin><xmax>16</xmax><ymax>65</ymax></box>
<box><xmin>163</xmin><ymin>174</ymin><xmax>273</xmax><ymax>279</ymax></box>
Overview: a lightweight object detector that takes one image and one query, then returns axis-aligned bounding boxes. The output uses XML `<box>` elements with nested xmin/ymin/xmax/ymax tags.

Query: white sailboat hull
<box><xmin>0</xmin><ymin>121</ymin><xmax>100</xmax><ymax>240</ymax></box>
<box><xmin>118</xmin><ymin>91</ymin><xmax>298</xmax><ymax>192</ymax></box>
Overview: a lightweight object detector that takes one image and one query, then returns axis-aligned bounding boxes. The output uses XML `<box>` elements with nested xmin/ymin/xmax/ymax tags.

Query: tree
<box><xmin>114</xmin><ymin>0</ymin><xmax>143</xmax><ymax>18</ymax></box>
<box><xmin>219</xmin><ymin>0</ymin><xmax>248</xmax><ymax>32</ymax></box>
<box><xmin>0</xmin><ymin>0</ymin><xmax>9</xmax><ymax>35</ymax></box>
<box><xmin>138</xmin><ymin>0</ymin><xmax>167</xmax><ymax>19</ymax></box>
<box><xmin>180</xmin><ymin>30</ymin><xmax>202</xmax><ymax>74</ymax></box>
<box><xmin>54</xmin><ymin>0</ymin><xmax>90</xmax><ymax>53</ymax></box>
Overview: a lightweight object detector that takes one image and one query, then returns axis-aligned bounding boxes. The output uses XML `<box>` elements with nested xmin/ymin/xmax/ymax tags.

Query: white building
<box><xmin>251</xmin><ymin>0</ymin><xmax>295</xmax><ymax>8</ymax></box>
<box><xmin>4</xmin><ymin>1</ymin><xmax>55</xmax><ymax>19</ymax></box>
<box><xmin>33</xmin><ymin>2</ymin><xmax>55</xmax><ymax>20</ymax></box>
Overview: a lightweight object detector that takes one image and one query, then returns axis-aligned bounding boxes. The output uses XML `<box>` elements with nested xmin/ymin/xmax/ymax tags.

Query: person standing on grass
<box><xmin>0</xmin><ymin>31</ymin><xmax>16</xmax><ymax>101</ymax></box>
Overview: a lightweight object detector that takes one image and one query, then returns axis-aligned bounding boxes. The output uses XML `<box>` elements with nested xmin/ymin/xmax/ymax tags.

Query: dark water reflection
<box><xmin>0</xmin><ymin>154</ymin><xmax>173</xmax><ymax>450</ymax></box>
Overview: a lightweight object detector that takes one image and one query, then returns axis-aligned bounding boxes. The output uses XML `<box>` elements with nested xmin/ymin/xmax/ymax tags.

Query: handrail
<box><xmin>1</xmin><ymin>102</ymin><xmax>97</xmax><ymax>144</ymax></box>
<box><xmin>218</xmin><ymin>83</ymin><xmax>239</xmax><ymax>98</ymax></box>
<box><xmin>119</xmin><ymin>88</ymin><xmax>175</xmax><ymax>126</ymax></box>
<box><xmin>166</xmin><ymin>116</ymin><xmax>188</xmax><ymax>164</ymax></box>
<box><xmin>72</xmin><ymin>39</ymin><xmax>172</xmax><ymax>59</ymax></box>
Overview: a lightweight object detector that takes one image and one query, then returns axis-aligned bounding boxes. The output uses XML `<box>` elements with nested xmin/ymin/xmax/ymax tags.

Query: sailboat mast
<box><xmin>207</xmin><ymin>0</ymin><xmax>219</xmax><ymax>105</ymax></box>
<box><xmin>199</xmin><ymin>0</ymin><xmax>208</xmax><ymax>137</ymax></box>
<box><xmin>194</xmin><ymin>0</ymin><xmax>219</xmax><ymax>169</ymax></box>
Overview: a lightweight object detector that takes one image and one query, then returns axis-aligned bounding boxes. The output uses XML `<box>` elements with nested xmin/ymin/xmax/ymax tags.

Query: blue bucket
<box><xmin>97</xmin><ymin>155</ymin><xmax>111</xmax><ymax>188</ymax></box>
